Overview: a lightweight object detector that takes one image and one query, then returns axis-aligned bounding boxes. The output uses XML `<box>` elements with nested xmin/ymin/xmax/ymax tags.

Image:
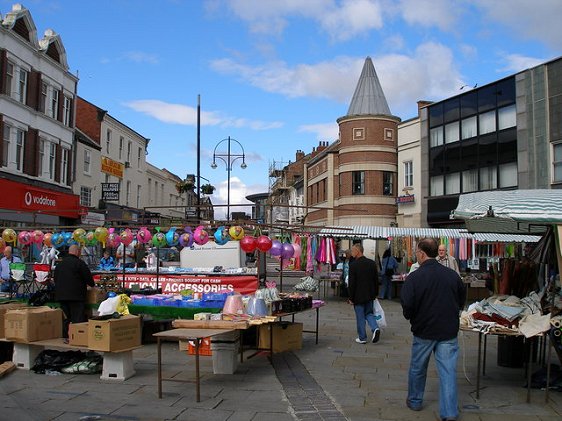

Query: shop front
<box><xmin>0</xmin><ymin>177</ymin><xmax>83</xmax><ymax>227</ymax></box>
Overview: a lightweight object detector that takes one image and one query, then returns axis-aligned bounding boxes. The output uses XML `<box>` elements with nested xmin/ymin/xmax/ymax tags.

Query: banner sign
<box><xmin>93</xmin><ymin>273</ymin><xmax>258</xmax><ymax>295</ymax></box>
<box><xmin>101</xmin><ymin>183</ymin><xmax>120</xmax><ymax>201</ymax></box>
<box><xmin>396</xmin><ymin>194</ymin><xmax>415</xmax><ymax>204</ymax></box>
<box><xmin>101</xmin><ymin>157</ymin><xmax>124</xmax><ymax>178</ymax></box>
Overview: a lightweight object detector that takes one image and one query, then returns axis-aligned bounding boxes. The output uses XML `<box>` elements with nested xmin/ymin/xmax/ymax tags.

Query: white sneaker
<box><xmin>372</xmin><ymin>328</ymin><xmax>380</xmax><ymax>343</ymax></box>
<box><xmin>355</xmin><ymin>338</ymin><xmax>367</xmax><ymax>344</ymax></box>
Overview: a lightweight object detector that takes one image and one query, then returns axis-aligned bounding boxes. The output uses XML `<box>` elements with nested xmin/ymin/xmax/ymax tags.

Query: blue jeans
<box><xmin>353</xmin><ymin>301</ymin><xmax>379</xmax><ymax>341</ymax></box>
<box><xmin>408</xmin><ymin>336</ymin><xmax>459</xmax><ymax>419</ymax></box>
<box><xmin>379</xmin><ymin>275</ymin><xmax>392</xmax><ymax>299</ymax></box>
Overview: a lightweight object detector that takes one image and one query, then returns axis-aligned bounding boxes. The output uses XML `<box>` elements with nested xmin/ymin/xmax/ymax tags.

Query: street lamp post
<box><xmin>211</xmin><ymin>136</ymin><xmax>247</xmax><ymax>222</ymax></box>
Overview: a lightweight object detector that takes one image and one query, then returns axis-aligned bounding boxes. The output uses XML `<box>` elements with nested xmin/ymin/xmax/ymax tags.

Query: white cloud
<box><xmin>123</xmin><ymin>51</ymin><xmax>159</xmax><ymax>64</ymax></box>
<box><xmin>222</xmin><ymin>0</ymin><xmax>383</xmax><ymax>41</ymax></box>
<box><xmin>499</xmin><ymin>54</ymin><xmax>545</xmax><ymax>73</ymax></box>
<box><xmin>473</xmin><ymin>0</ymin><xmax>562</xmax><ymax>49</ymax></box>
<box><xmin>397</xmin><ymin>0</ymin><xmax>461</xmax><ymax>31</ymax></box>
<box><xmin>214</xmin><ymin>176</ymin><xmax>256</xmax><ymax>219</ymax></box>
<box><xmin>299</xmin><ymin>123</ymin><xmax>339</xmax><ymax>142</ymax></box>
<box><xmin>124</xmin><ymin>99</ymin><xmax>283</xmax><ymax>130</ymax></box>
<box><xmin>211</xmin><ymin>42</ymin><xmax>464</xmax><ymax>118</ymax></box>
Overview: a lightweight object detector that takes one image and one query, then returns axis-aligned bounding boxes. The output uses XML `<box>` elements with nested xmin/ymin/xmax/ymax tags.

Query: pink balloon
<box><xmin>107</xmin><ymin>228</ymin><xmax>122</xmax><ymax>248</ymax></box>
<box><xmin>18</xmin><ymin>231</ymin><xmax>32</xmax><ymax>246</ymax></box>
<box><xmin>137</xmin><ymin>227</ymin><xmax>152</xmax><ymax>244</ymax></box>
<box><xmin>269</xmin><ymin>240</ymin><xmax>283</xmax><ymax>257</ymax></box>
<box><xmin>32</xmin><ymin>230</ymin><xmax>44</xmax><ymax>245</ymax></box>
<box><xmin>292</xmin><ymin>243</ymin><xmax>302</xmax><ymax>258</ymax></box>
<box><xmin>120</xmin><ymin>228</ymin><xmax>134</xmax><ymax>246</ymax></box>
<box><xmin>193</xmin><ymin>226</ymin><xmax>209</xmax><ymax>246</ymax></box>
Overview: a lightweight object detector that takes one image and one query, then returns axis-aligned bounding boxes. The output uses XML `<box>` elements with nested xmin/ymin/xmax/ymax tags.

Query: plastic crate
<box><xmin>187</xmin><ymin>337</ymin><xmax>212</xmax><ymax>356</ymax></box>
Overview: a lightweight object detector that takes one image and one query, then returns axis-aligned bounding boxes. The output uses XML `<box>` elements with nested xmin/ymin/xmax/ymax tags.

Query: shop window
<box><xmin>461</xmin><ymin>116</ymin><xmax>477</xmax><ymax>139</ymax></box>
<box><xmin>445</xmin><ymin>121</ymin><xmax>459</xmax><ymax>144</ymax></box>
<box><xmin>430</xmin><ymin>175</ymin><xmax>444</xmax><ymax>196</ymax></box>
<box><xmin>499</xmin><ymin>162</ymin><xmax>518</xmax><ymax>188</ymax></box>
<box><xmin>479</xmin><ymin>110</ymin><xmax>496</xmax><ymax>135</ymax></box>
<box><xmin>445</xmin><ymin>172</ymin><xmax>460</xmax><ymax>195</ymax></box>
<box><xmin>352</xmin><ymin>171</ymin><xmax>364</xmax><ymax>195</ymax></box>
<box><xmin>479</xmin><ymin>166</ymin><xmax>497</xmax><ymax>190</ymax></box>
<box><xmin>383</xmin><ymin>172</ymin><xmax>393</xmax><ymax>196</ymax></box>
<box><xmin>430</xmin><ymin>127</ymin><xmax>443</xmax><ymax>147</ymax></box>
<box><xmin>80</xmin><ymin>186</ymin><xmax>92</xmax><ymax>207</ymax></box>
<box><xmin>498</xmin><ymin>104</ymin><xmax>516</xmax><ymax>130</ymax></box>
<box><xmin>554</xmin><ymin>143</ymin><xmax>562</xmax><ymax>183</ymax></box>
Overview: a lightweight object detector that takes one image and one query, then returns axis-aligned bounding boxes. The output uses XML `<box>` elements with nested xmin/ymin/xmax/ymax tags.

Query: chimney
<box><xmin>417</xmin><ymin>100</ymin><xmax>432</xmax><ymax>116</ymax></box>
<box><xmin>296</xmin><ymin>150</ymin><xmax>305</xmax><ymax>161</ymax></box>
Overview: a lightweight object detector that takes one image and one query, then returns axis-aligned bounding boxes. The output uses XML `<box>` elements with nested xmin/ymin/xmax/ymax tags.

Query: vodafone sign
<box><xmin>0</xmin><ymin>178</ymin><xmax>81</xmax><ymax>218</ymax></box>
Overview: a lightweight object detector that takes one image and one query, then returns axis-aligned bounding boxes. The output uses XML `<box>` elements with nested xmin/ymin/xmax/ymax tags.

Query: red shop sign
<box><xmin>93</xmin><ymin>273</ymin><xmax>259</xmax><ymax>295</ymax></box>
<box><xmin>0</xmin><ymin>178</ymin><xmax>83</xmax><ymax>218</ymax></box>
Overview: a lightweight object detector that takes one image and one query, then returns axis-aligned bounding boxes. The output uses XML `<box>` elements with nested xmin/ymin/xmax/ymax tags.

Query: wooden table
<box><xmin>153</xmin><ymin>328</ymin><xmax>236</xmax><ymax>402</ymax></box>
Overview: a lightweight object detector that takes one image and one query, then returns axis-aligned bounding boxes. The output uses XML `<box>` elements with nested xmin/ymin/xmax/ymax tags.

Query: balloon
<box><xmin>2</xmin><ymin>228</ymin><xmax>17</xmax><ymax>244</ymax></box>
<box><xmin>32</xmin><ymin>230</ymin><xmax>44</xmax><ymax>245</ymax></box>
<box><xmin>281</xmin><ymin>243</ymin><xmax>294</xmax><ymax>260</ymax></box>
<box><xmin>152</xmin><ymin>231</ymin><xmax>167</xmax><ymax>247</ymax></box>
<box><xmin>292</xmin><ymin>242</ymin><xmax>302</xmax><ymax>258</ymax></box>
<box><xmin>120</xmin><ymin>228</ymin><xmax>134</xmax><ymax>246</ymax></box>
<box><xmin>94</xmin><ymin>227</ymin><xmax>109</xmax><ymax>247</ymax></box>
<box><xmin>165</xmin><ymin>227</ymin><xmax>179</xmax><ymax>247</ymax></box>
<box><xmin>0</xmin><ymin>238</ymin><xmax>5</xmax><ymax>254</ymax></box>
<box><xmin>107</xmin><ymin>228</ymin><xmax>121</xmax><ymax>248</ymax></box>
<box><xmin>269</xmin><ymin>240</ymin><xmax>283</xmax><ymax>257</ymax></box>
<box><xmin>72</xmin><ymin>228</ymin><xmax>86</xmax><ymax>245</ymax></box>
<box><xmin>18</xmin><ymin>231</ymin><xmax>32</xmax><ymax>246</ymax></box>
<box><xmin>214</xmin><ymin>226</ymin><xmax>230</xmax><ymax>246</ymax></box>
<box><xmin>85</xmin><ymin>231</ymin><xmax>97</xmax><ymax>246</ymax></box>
<box><xmin>228</xmin><ymin>226</ymin><xmax>245</xmax><ymax>241</ymax></box>
<box><xmin>240</xmin><ymin>235</ymin><xmax>257</xmax><ymax>253</ymax></box>
<box><xmin>43</xmin><ymin>232</ymin><xmax>53</xmax><ymax>247</ymax></box>
<box><xmin>193</xmin><ymin>226</ymin><xmax>209</xmax><ymax>246</ymax></box>
<box><xmin>179</xmin><ymin>228</ymin><xmax>193</xmax><ymax>248</ymax></box>
<box><xmin>62</xmin><ymin>231</ymin><xmax>72</xmax><ymax>246</ymax></box>
<box><xmin>51</xmin><ymin>233</ymin><xmax>64</xmax><ymax>249</ymax></box>
<box><xmin>256</xmin><ymin>235</ymin><xmax>272</xmax><ymax>252</ymax></box>
<box><xmin>136</xmin><ymin>227</ymin><xmax>152</xmax><ymax>244</ymax></box>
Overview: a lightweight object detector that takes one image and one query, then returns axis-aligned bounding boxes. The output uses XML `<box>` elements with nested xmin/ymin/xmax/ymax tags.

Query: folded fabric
<box><xmin>486</xmin><ymin>302</ymin><xmax>525</xmax><ymax>321</ymax></box>
<box><xmin>519</xmin><ymin>312</ymin><xmax>551</xmax><ymax>338</ymax></box>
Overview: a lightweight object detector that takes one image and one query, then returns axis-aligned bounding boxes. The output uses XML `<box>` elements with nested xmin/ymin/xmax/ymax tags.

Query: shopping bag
<box><xmin>373</xmin><ymin>299</ymin><xmax>387</xmax><ymax>329</ymax></box>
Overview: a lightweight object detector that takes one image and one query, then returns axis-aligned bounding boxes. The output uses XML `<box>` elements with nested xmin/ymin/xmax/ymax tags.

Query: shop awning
<box><xmin>317</xmin><ymin>225</ymin><xmax>540</xmax><ymax>243</ymax></box>
<box><xmin>450</xmin><ymin>190</ymin><xmax>562</xmax><ymax>234</ymax></box>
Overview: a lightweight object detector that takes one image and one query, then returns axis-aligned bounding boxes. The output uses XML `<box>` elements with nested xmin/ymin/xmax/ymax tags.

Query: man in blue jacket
<box><xmin>401</xmin><ymin>237</ymin><xmax>466</xmax><ymax>421</ymax></box>
<box><xmin>348</xmin><ymin>243</ymin><xmax>380</xmax><ymax>344</ymax></box>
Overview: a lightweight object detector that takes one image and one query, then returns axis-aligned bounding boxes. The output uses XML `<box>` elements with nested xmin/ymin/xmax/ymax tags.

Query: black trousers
<box><xmin>59</xmin><ymin>300</ymin><xmax>87</xmax><ymax>338</ymax></box>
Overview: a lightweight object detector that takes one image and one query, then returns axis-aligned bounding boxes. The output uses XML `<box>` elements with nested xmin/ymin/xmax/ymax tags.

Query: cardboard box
<box><xmin>88</xmin><ymin>315</ymin><xmax>141</xmax><ymax>352</ymax></box>
<box><xmin>4</xmin><ymin>307</ymin><xmax>63</xmax><ymax>342</ymax></box>
<box><xmin>0</xmin><ymin>303</ymin><xmax>29</xmax><ymax>339</ymax></box>
<box><xmin>87</xmin><ymin>288</ymin><xmax>107</xmax><ymax>304</ymax></box>
<box><xmin>258</xmin><ymin>322</ymin><xmax>303</xmax><ymax>353</ymax></box>
<box><xmin>69</xmin><ymin>322</ymin><xmax>89</xmax><ymax>347</ymax></box>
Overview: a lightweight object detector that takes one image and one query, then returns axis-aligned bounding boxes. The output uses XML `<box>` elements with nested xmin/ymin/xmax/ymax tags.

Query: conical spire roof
<box><xmin>346</xmin><ymin>57</ymin><xmax>391</xmax><ymax>116</ymax></box>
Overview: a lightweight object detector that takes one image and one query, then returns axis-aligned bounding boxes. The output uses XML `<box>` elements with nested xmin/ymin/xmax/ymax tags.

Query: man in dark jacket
<box><xmin>348</xmin><ymin>243</ymin><xmax>380</xmax><ymax>344</ymax></box>
<box><xmin>401</xmin><ymin>237</ymin><xmax>466</xmax><ymax>421</ymax></box>
<box><xmin>54</xmin><ymin>244</ymin><xmax>95</xmax><ymax>339</ymax></box>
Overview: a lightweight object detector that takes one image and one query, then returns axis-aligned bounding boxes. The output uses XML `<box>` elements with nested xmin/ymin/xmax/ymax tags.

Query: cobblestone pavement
<box><xmin>0</xmin><ymin>273</ymin><xmax>561</xmax><ymax>420</ymax></box>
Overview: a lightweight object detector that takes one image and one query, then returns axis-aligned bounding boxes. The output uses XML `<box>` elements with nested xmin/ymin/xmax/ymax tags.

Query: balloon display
<box><xmin>136</xmin><ymin>227</ymin><xmax>152</xmax><ymax>244</ymax></box>
<box><xmin>43</xmin><ymin>232</ymin><xmax>53</xmax><ymax>247</ymax></box>
<box><xmin>214</xmin><ymin>226</ymin><xmax>230</xmax><ymax>246</ymax></box>
<box><xmin>193</xmin><ymin>226</ymin><xmax>209</xmax><ymax>246</ymax></box>
<box><xmin>228</xmin><ymin>226</ymin><xmax>245</xmax><ymax>241</ymax></box>
<box><xmin>269</xmin><ymin>240</ymin><xmax>283</xmax><ymax>256</ymax></box>
<box><xmin>256</xmin><ymin>235</ymin><xmax>272</xmax><ymax>252</ymax></box>
<box><xmin>179</xmin><ymin>227</ymin><xmax>193</xmax><ymax>248</ymax></box>
<box><xmin>72</xmin><ymin>228</ymin><xmax>87</xmax><ymax>245</ymax></box>
<box><xmin>165</xmin><ymin>227</ymin><xmax>179</xmax><ymax>247</ymax></box>
<box><xmin>2</xmin><ymin>228</ymin><xmax>16</xmax><ymax>244</ymax></box>
<box><xmin>281</xmin><ymin>243</ymin><xmax>294</xmax><ymax>260</ymax></box>
<box><xmin>32</xmin><ymin>230</ymin><xmax>44</xmax><ymax>245</ymax></box>
<box><xmin>240</xmin><ymin>235</ymin><xmax>257</xmax><ymax>253</ymax></box>
<box><xmin>18</xmin><ymin>231</ymin><xmax>32</xmax><ymax>246</ymax></box>
<box><xmin>120</xmin><ymin>228</ymin><xmax>134</xmax><ymax>246</ymax></box>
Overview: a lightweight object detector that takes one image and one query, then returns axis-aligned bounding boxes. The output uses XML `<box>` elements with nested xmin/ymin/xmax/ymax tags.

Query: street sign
<box><xmin>101</xmin><ymin>183</ymin><xmax>120</xmax><ymax>201</ymax></box>
<box><xmin>185</xmin><ymin>206</ymin><xmax>197</xmax><ymax>217</ymax></box>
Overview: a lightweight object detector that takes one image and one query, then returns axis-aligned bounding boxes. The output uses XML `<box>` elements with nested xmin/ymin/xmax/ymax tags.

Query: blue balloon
<box><xmin>214</xmin><ymin>226</ymin><xmax>230</xmax><ymax>246</ymax></box>
<box><xmin>165</xmin><ymin>227</ymin><xmax>179</xmax><ymax>247</ymax></box>
<box><xmin>107</xmin><ymin>291</ymin><xmax>117</xmax><ymax>298</ymax></box>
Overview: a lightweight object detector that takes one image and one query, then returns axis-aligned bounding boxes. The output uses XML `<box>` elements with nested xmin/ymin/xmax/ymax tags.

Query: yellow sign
<box><xmin>101</xmin><ymin>156</ymin><xmax>124</xmax><ymax>178</ymax></box>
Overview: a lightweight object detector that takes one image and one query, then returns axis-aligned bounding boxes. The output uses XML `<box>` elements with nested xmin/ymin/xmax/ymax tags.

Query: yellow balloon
<box><xmin>73</xmin><ymin>228</ymin><xmax>87</xmax><ymax>244</ymax></box>
<box><xmin>228</xmin><ymin>226</ymin><xmax>245</xmax><ymax>241</ymax></box>
<box><xmin>2</xmin><ymin>228</ymin><xmax>17</xmax><ymax>244</ymax></box>
<box><xmin>94</xmin><ymin>226</ymin><xmax>108</xmax><ymax>241</ymax></box>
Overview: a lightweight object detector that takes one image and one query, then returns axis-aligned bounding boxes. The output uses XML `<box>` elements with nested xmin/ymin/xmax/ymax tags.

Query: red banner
<box><xmin>0</xmin><ymin>178</ymin><xmax>83</xmax><ymax>218</ymax></box>
<box><xmin>94</xmin><ymin>273</ymin><xmax>259</xmax><ymax>295</ymax></box>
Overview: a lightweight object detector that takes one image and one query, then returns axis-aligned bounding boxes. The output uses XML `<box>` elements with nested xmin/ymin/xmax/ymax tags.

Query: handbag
<box><xmin>373</xmin><ymin>298</ymin><xmax>387</xmax><ymax>329</ymax></box>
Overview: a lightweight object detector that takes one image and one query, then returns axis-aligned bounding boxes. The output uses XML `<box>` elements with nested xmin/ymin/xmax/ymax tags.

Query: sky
<box><xmin>3</xmin><ymin>0</ymin><xmax>561</xmax><ymax>219</ymax></box>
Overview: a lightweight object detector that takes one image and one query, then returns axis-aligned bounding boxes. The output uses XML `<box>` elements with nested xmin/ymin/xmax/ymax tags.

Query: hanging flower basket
<box><xmin>176</xmin><ymin>181</ymin><xmax>195</xmax><ymax>194</ymax></box>
<box><xmin>201</xmin><ymin>183</ymin><xmax>215</xmax><ymax>195</ymax></box>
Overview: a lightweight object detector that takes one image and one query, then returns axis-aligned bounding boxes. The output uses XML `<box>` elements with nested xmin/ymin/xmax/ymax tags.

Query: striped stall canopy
<box><xmin>317</xmin><ymin>225</ymin><xmax>541</xmax><ymax>243</ymax></box>
<box><xmin>451</xmin><ymin>190</ymin><xmax>562</xmax><ymax>234</ymax></box>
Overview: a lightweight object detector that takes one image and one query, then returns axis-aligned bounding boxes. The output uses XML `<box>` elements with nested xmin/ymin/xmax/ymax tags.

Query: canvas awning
<box><xmin>450</xmin><ymin>190</ymin><xmax>562</xmax><ymax>234</ymax></box>
<box><xmin>317</xmin><ymin>225</ymin><xmax>540</xmax><ymax>243</ymax></box>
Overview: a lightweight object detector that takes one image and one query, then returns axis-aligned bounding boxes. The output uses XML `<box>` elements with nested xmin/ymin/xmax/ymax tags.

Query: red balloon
<box><xmin>240</xmin><ymin>235</ymin><xmax>257</xmax><ymax>253</ymax></box>
<box><xmin>256</xmin><ymin>235</ymin><xmax>272</xmax><ymax>252</ymax></box>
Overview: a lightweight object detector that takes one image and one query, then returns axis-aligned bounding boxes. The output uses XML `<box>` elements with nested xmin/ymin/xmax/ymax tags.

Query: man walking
<box><xmin>437</xmin><ymin>244</ymin><xmax>460</xmax><ymax>274</ymax></box>
<box><xmin>54</xmin><ymin>244</ymin><xmax>95</xmax><ymax>339</ymax></box>
<box><xmin>348</xmin><ymin>243</ymin><xmax>380</xmax><ymax>344</ymax></box>
<box><xmin>0</xmin><ymin>246</ymin><xmax>21</xmax><ymax>293</ymax></box>
<box><xmin>401</xmin><ymin>238</ymin><xmax>466</xmax><ymax>421</ymax></box>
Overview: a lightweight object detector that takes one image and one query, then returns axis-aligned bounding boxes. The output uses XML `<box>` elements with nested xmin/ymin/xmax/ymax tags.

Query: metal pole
<box><xmin>196</xmin><ymin>94</ymin><xmax>201</xmax><ymax>223</ymax></box>
<box><xmin>227</xmin><ymin>136</ymin><xmax>231</xmax><ymax>222</ymax></box>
